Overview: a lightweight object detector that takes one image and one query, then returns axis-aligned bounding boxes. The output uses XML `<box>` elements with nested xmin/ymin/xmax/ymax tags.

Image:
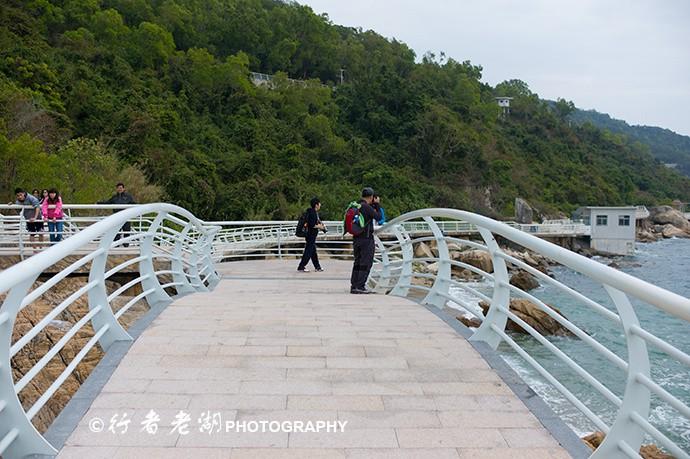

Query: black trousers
<box><xmin>114</xmin><ymin>221</ymin><xmax>132</xmax><ymax>247</ymax></box>
<box><xmin>298</xmin><ymin>233</ymin><xmax>321</xmax><ymax>269</ymax></box>
<box><xmin>351</xmin><ymin>237</ymin><xmax>375</xmax><ymax>290</ymax></box>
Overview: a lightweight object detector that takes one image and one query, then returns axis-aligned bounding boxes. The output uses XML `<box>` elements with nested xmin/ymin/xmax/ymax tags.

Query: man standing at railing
<box><xmin>350</xmin><ymin>187</ymin><xmax>381</xmax><ymax>294</ymax></box>
<box><xmin>97</xmin><ymin>182</ymin><xmax>136</xmax><ymax>247</ymax></box>
<box><xmin>10</xmin><ymin>188</ymin><xmax>44</xmax><ymax>249</ymax></box>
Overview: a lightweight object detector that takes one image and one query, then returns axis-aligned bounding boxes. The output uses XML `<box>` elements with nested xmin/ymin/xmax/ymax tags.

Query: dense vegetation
<box><xmin>2</xmin><ymin>0</ymin><xmax>690</xmax><ymax>220</ymax></box>
<box><xmin>569</xmin><ymin>108</ymin><xmax>690</xmax><ymax>178</ymax></box>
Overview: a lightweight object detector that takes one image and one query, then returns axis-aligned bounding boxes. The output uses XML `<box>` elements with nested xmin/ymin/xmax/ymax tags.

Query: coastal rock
<box><xmin>414</xmin><ymin>242</ymin><xmax>435</xmax><ymax>259</ymax></box>
<box><xmin>637</xmin><ymin>229</ymin><xmax>662</xmax><ymax>243</ymax></box>
<box><xmin>648</xmin><ymin>206</ymin><xmax>690</xmax><ymax>231</ymax></box>
<box><xmin>479</xmin><ymin>299</ymin><xmax>574</xmax><ymax>337</ymax></box>
<box><xmin>426</xmin><ymin>262</ymin><xmax>439</xmax><ymax>275</ymax></box>
<box><xmin>503</xmin><ymin>248</ymin><xmax>551</xmax><ymax>274</ymax></box>
<box><xmin>582</xmin><ymin>431</ymin><xmax>674</xmax><ymax>459</ymax></box>
<box><xmin>457</xmin><ymin>315</ymin><xmax>482</xmax><ymax>328</ymax></box>
<box><xmin>514</xmin><ymin>197</ymin><xmax>534</xmax><ymax>224</ymax></box>
<box><xmin>509</xmin><ymin>270</ymin><xmax>540</xmax><ymax>291</ymax></box>
<box><xmin>661</xmin><ymin>224</ymin><xmax>690</xmax><ymax>239</ymax></box>
<box><xmin>453</xmin><ymin>249</ymin><xmax>493</xmax><ymax>273</ymax></box>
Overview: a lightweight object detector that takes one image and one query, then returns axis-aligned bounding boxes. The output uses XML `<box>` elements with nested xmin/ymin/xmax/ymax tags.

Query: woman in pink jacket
<box><xmin>42</xmin><ymin>188</ymin><xmax>64</xmax><ymax>243</ymax></box>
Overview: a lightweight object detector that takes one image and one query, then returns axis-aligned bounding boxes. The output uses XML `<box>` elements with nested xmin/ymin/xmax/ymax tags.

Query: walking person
<box><xmin>297</xmin><ymin>197</ymin><xmax>325</xmax><ymax>272</ymax></box>
<box><xmin>350</xmin><ymin>187</ymin><xmax>381</xmax><ymax>294</ymax></box>
<box><xmin>42</xmin><ymin>188</ymin><xmax>64</xmax><ymax>243</ymax></box>
<box><xmin>98</xmin><ymin>182</ymin><xmax>136</xmax><ymax>247</ymax></box>
<box><xmin>10</xmin><ymin>188</ymin><xmax>44</xmax><ymax>249</ymax></box>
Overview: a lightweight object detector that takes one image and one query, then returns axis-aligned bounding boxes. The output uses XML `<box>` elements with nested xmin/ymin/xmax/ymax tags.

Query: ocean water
<box><xmin>449</xmin><ymin>238</ymin><xmax>690</xmax><ymax>451</ymax></box>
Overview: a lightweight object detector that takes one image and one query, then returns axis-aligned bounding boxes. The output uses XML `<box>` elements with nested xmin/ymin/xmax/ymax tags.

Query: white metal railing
<box><xmin>0</xmin><ymin>204</ymin><xmax>219</xmax><ymax>458</ymax></box>
<box><xmin>367</xmin><ymin>209</ymin><xmax>690</xmax><ymax>459</ymax></box>
<box><xmin>0</xmin><ymin>204</ymin><xmax>150</xmax><ymax>260</ymax></box>
<box><xmin>207</xmin><ymin>219</ymin><xmax>591</xmax><ymax>262</ymax></box>
<box><xmin>1</xmin><ymin>205</ymin><xmax>594</xmax><ymax>262</ymax></box>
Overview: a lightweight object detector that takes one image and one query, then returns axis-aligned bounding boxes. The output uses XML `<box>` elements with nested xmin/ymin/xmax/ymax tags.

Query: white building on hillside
<box><xmin>573</xmin><ymin>206</ymin><xmax>637</xmax><ymax>255</ymax></box>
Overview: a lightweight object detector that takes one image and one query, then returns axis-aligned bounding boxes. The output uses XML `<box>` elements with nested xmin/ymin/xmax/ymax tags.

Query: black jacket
<box><xmin>98</xmin><ymin>192</ymin><xmax>136</xmax><ymax>213</ymax></box>
<box><xmin>305</xmin><ymin>207</ymin><xmax>321</xmax><ymax>237</ymax></box>
<box><xmin>355</xmin><ymin>200</ymin><xmax>381</xmax><ymax>239</ymax></box>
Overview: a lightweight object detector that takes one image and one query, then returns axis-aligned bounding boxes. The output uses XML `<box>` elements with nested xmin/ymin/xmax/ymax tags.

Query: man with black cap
<box><xmin>350</xmin><ymin>187</ymin><xmax>381</xmax><ymax>294</ymax></box>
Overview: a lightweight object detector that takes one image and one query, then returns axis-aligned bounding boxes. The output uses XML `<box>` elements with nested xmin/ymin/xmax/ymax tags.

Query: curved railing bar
<box><xmin>379</xmin><ymin>209</ymin><xmax>690</xmax><ymax>322</ymax></box>
<box><xmin>0</xmin><ymin>203</ymin><xmax>218</xmax><ymax>459</ymax></box>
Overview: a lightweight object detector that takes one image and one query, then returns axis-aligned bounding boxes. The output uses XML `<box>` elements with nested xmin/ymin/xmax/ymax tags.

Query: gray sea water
<box><xmin>449</xmin><ymin>238</ymin><xmax>690</xmax><ymax>452</ymax></box>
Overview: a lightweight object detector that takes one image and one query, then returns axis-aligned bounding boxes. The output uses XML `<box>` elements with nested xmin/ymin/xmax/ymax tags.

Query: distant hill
<box><xmin>569</xmin><ymin>109</ymin><xmax>690</xmax><ymax>177</ymax></box>
<box><xmin>2</xmin><ymin>0</ymin><xmax>690</xmax><ymax>220</ymax></box>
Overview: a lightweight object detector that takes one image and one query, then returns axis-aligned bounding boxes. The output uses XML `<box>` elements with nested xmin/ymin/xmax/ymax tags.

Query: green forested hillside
<box><xmin>569</xmin><ymin>108</ymin><xmax>690</xmax><ymax>178</ymax></box>
<box><xmin>2</xmin><ymin>0</ymin><xmax>690</xmax><ymax>220</ymax></box>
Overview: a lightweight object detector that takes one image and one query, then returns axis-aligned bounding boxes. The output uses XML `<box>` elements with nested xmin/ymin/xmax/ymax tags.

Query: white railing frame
<box><xmin>369</xmin><ymin>208</ymin><xmax>690</xmax><ymax>459</ymax></box>
<box><xmin>0</xmin><ymin>203</ymin><xmax>219</xmax><ymax>459</ymax></box>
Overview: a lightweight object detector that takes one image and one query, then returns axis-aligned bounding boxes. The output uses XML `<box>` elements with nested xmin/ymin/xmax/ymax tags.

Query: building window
<box><xmin>619</xmin><ymin>215</ymin><xmax>631</xmax><ymax>226</ymax></box>
<box><xmin>596</xmin><ymin>215</ymin><xmax>608</xmax><ymax>226</ymax></box>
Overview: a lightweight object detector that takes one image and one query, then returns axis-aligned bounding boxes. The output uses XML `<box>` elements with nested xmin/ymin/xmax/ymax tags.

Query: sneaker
<box><xmin>297</xmin><ymin>267</ymin><xmax>310</xmax><ymax>272</ymax></box>
<box><xmin>315</xmin><ymin>267</ymin><xmax>325</xmax><ymax>272</ymax></box>
<box><xmin>350</xmin><ymin>288</ymin><xmax>373</xmax><ymax>294</ymax></box>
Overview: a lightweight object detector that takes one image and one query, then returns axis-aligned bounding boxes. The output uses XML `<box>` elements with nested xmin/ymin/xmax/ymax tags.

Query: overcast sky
<box><xmin>298</xmin><ymin>0</ymin><xmax>690</xmax><ymax>136</ymax></box>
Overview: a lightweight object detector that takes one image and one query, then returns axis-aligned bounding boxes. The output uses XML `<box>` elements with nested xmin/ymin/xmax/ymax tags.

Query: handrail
<box><xmin>0</xmin><ymin>203</ymin><xmax>219</xmax><ymax>459</ymax></box>
<box><xmin>372</xmin><ymin>208</ymin><xmax>690</xmax><ymax>459</ymax></box>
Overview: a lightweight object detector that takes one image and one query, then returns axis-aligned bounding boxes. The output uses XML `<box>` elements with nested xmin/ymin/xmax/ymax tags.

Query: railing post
<box><xmin>200</xmin><ymin>229</ymin><xmax>220</xmax><ymax>287</ymax></box>
<box><xmin>469</xmin><ymin>228</ymin><xmax>510</xmax><ymax>349</ymax></box>
<box><xmin>87</xmin><ymin>226</ymin><xmax>132</xmax><ymax>350</ymax></box>
<box><xmin>371</xmin><ymin>236</ymin><xmax>393</xmax><ymax>293</ymax></box>
<box><xmin>170</xmin><ymin>222</ymin><xmax>196</xmax><ymax>295</ymax></box>
<box><xmin>591</xmin><ymin>286</ymin><xmax>650</xmax><ymax>458</ymax></box>
<box><xmin>420</xmin><ymin>217</ymin><xmax>452</xmax><ymax>309</ymax></box>
<box><xmin>18</xmin><ymin>213</ymin><xmax>25</xmax><ymax>261</ymax></box>
<box><xmin>0</xmin><ymin>278</ymin><xmax>57</xmax><ymax>458</ymax></box>
<box><xmin>277</xmin><ymin>226</ymin><xmax>282</xmax><ymax>260</ymax></box>
<box><xmin>389</xmin><ymin>225</ymin><xmax>413</xmax><ymax>297</ymax></box>
<box><xmin>138</xmin><ymin>212</ymin><xmax>173</xmax><ymax>306</ymax></box>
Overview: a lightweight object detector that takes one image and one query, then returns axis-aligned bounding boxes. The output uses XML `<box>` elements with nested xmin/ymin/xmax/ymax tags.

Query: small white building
<box><xmin>573</xmin><ymin>206</ymin><xmax>636</xmax><ymax>255</ymax></box>
<box><xmin>495</xmin><ymin>97</ymin><xmax>513</xmax><ymax>117</ymax></box>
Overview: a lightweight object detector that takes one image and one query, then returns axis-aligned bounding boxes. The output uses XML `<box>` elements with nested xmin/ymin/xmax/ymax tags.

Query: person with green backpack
<box><xmin>344</xmin><ymin>187</ymin><xmax>381</xmax><ymax>294</ymax></box>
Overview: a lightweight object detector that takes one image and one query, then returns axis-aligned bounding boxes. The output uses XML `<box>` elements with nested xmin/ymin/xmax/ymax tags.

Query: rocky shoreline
<box><xmin>637</xmin><ymin>206</ymin><xmax>690</xmax><ymax>242</ymax></box>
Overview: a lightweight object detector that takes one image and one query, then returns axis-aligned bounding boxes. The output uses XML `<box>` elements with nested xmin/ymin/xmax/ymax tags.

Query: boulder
<box><xmin>661</xmin><ymin>224</ymin><xmax>690</xmax><ymax>239</ymax></box>
<box><xmin>454</xmin><ymin>249</ymin><xmax>493</xmax><ymax>273</ymax></box>
<box><xmin>649</xmin><ymin>205</ymin><xmax>690</xmax><ymax>230</ymax></box>
<box><xmin>414</xmin><ymin>242</ymin><xmax>435</xmax><ymax>259</ymax></box>
<box><xmin>582</xmin><ymin>431</ymin><xmax>674</xmax><ymax>459</ymax></box>
<box><xmin>509</xmin><ymin>270</ymin><xmax>540</xmax><ymax>291</ymax></box>
<box><xmin>457</xmin><ymin>315</ymin><xmax>482</xmax><ymax>328</ymax></box>
<box><xmin>479</xmin><ymin>299</ymin><xmax>574</xmax><ymax>337</ymax></box>
<box><xmin>426</xmin><ymin>262</ymin><xmax>439</xmax><ymax>275</ymax></box>
<box><xmin>514</xmin><ymin>197</ymin><xmax>534</xmax><ymax>224</ymax></box>
<box><xmin>636</xmin><ymin>229</ymin><xmax>661</xmax><ymax>243</ymax></box>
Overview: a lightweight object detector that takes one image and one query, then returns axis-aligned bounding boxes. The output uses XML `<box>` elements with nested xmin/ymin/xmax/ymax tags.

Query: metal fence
<box><xmin>0</xmin><ymin>204</ymin><xmax>219</xmax><ymax>458</ymax></box>
<box><xmin>368</xmin><ymin>209</ymin><xmax>690</xmax><ymax>459</ymax></box>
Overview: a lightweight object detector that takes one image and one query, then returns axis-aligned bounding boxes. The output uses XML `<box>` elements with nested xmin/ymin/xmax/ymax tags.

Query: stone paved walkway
<box><xmin>57</xmin><ymin>260</ymin><xmax>570</xmax><ymax>458</ymax></box>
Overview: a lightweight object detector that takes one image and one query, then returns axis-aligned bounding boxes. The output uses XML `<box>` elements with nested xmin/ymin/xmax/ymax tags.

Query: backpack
<box><xmin>295</xmin><ymin>209</ymin><xmax>309</xmax><ymax>237</ymax></box>
<box><xmin>344</xmin><ymin>201</ymin><xmax>366</xmax><ymax>236</ymax></box>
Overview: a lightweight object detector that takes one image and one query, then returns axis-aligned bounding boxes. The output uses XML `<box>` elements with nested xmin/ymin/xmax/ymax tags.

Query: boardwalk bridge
<box><xmin>0</xmin><ymin>204</ymin><xmax>689</xmax><ymax>458</ymax></box>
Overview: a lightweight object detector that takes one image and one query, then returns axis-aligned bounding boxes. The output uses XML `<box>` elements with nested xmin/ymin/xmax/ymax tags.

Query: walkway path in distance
<box><xmin>57</xmin><ymin>260</ymin><xmax>569</xmax><ymax>459</ymax></box>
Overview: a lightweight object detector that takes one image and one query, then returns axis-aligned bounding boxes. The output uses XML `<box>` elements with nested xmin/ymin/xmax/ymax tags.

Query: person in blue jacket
<box><xmin>373</xmin><ymin>194</ymin><xmax>386</xmax><ymax>225</ymax></box>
